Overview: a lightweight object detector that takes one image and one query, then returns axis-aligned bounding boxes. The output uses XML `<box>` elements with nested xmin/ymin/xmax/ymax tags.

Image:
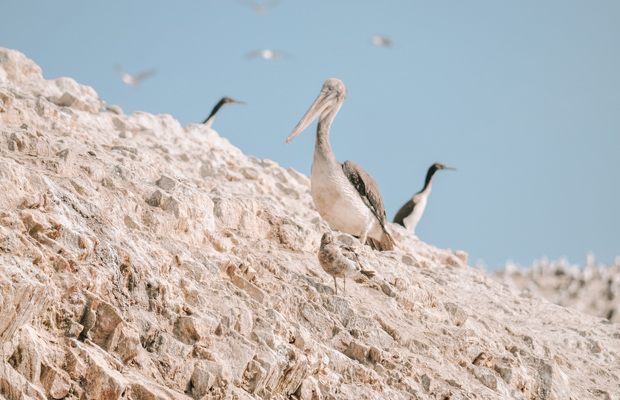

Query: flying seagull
<box><xmin>115</xmin><ymin>65</ymin><xmax>156</xmax><ymax>87</ymax></box>
<box><xmin>371</xmin><ymin>36</ymin><xmax>394</xmax><ymax>48</ymax></box>
<box><xmin>237</xmin><ymin>0</ymin><xmax>280</xmax><ymax>14</ymax></box>
<box><xmin>245</xmin><ymin>49</ymin><xmax>288</xmax><ymax>60</ymax></box>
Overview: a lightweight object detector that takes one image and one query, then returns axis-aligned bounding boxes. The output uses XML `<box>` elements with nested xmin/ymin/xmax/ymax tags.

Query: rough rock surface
<box><xmin>0</xmin><ymin>47</ymin><xmax>619</xmax><ymax>399</ymax></box>
<box><xmin>493</xmin><ymin>256</ymin><xmax>620</xmax><ymax>324</ymax></box>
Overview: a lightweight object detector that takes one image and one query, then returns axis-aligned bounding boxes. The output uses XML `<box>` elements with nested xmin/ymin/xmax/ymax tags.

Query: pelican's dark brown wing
<box><xmin>342</xmin><ymin>160</ymin><xmax>394</xmax><ymax>250</ymax></box>
<box><xmin>342</xmin><ymin>160</ymin><xmax>387</xmax><ymax>225</ymax></box>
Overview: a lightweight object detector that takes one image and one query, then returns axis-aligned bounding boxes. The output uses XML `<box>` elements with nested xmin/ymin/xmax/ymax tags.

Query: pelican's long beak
<box><xmin>286</xmin><ymin>90</ymin><xmax>336</xmax><ymax>144</ymax></box>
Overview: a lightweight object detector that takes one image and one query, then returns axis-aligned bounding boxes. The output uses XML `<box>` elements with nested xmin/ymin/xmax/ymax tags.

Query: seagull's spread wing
<box><xmin>132</xmin><ymin>69</ymin><xmax>156</xmax><ymax>84</ymax></box>
<box><xmin>245</xmin><ymin>50</ymin><xmax>264</xmax><ymax>59</ymax></box>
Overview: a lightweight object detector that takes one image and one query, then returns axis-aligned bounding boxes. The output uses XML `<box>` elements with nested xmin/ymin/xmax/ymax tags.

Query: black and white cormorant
<box><xmin>393</xmin><ymin>163</ymin><xmax>455</xmax><ymax>233</ymax></box>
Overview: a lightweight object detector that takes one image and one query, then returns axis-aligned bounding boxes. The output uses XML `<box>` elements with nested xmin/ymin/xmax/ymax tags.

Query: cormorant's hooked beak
<box><xmin>286</xmin><ymin>90</ymin><xmax>337</xmax><ymax>144</ymax></box>
<box><xmin>444</xmin><ymin>166</ymin><xmax>456</xmax><ymax>171</ymax></box>
<box><xmin>231</xmin><ymin>100</ymin><xmax>246</xmax><ymax>105</ymax></box>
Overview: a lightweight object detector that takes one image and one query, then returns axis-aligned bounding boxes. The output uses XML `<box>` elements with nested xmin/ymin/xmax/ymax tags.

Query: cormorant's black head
<box><xmin>221</xmin><ymin>97</ymin><xmax>245</xmax><ymax>105</ymax></box>
<box><xmin>203</xmin><ymin>97</ymin><xmax>245</xmax><ymax>124</ymax></box>
<box><xmin>422</xmin><ymin>163</ymin><xmax>456</xmax><ymax>187</ymax></box>
<box><xmin>320</xmin><ymin>232</ymin><xmax>333</xmax><ymax>245</ymax></box>
<box><xmin>431</xmin><ymin>163</ymin><xmax>456</xmax><ymax>172</ymax></box>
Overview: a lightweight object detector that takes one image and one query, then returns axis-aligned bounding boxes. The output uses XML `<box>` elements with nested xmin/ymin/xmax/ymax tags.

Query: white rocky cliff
<box><xmin>0</xmin><ymin>47</ymin><xmax>618</xmax><ymax>399</ymax></box>
<box><xmin>494</xmin><ymin>257</ymin><xmax>620</xmax><ymax>324</ymax></box>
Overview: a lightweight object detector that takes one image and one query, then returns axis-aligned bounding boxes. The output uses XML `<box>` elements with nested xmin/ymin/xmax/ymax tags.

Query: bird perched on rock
<box><xmin>318</xmin><ymin>232</ymin><xmax>376</xmax><ymax>295</ymax></box>
<box><xmin>202</xmin><ymin>97</ymin><xmax>245</xmax><ymax>128</ymax></box>
<box><xmin>393</xmin><ymin>163</ymin><xmax>455</xmax><ymax>233</ymax></box>
<box><xmin>287</xmin><ymin>78</ymin><xmax>394</xmax><ymax>251</ymax></box>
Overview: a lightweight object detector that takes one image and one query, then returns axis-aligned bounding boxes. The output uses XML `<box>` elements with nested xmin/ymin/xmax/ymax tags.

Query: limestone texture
<box><xmin>0</xmin><ymin>47</ymin><xmax>619</xmax><ymax>399</ymax></box>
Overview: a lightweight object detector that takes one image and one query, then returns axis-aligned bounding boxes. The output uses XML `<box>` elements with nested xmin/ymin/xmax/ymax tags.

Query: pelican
<box><xmin>393</xmin><ymin>163</ymin><xmax>456</xmax><ymax>233</ymax></box>
<box><xmin>202</xmin><ymin>97</ymin><xmax>245</xmax><ymax>129</ymax></box>
<box><xmin>371</xmin><ymin>36</ymin><xmax>394</xmax><ymax>48</ymax></box>
<box><xmin>114</xmin><ymin>65</ymin><xmax>156</xmax><ymax>87</ymax></box>
<box><xmin>287</xmin><ymin>79</ymin><xmax>394</xmax><ymax>251</ymax></box>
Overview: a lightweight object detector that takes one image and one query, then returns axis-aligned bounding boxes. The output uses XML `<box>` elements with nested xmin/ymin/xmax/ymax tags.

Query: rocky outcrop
<box><xmin>0</xmin><ymin>47</ymin><xmax>619</xmax><ymax>399</ymax></box>
<box><xmin>493</xmin><ymin>256</ymin><xmax>620</xmax><ymax>324</ymax></box>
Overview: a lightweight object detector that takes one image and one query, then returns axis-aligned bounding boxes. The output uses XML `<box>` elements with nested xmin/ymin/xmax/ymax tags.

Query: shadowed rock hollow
<box><xmin>0</xmin><ymin>47</ymin><xmax>618</xmax><ymax>400</ymax></box>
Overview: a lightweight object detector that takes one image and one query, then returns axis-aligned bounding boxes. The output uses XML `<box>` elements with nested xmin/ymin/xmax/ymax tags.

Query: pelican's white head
<box><xmin>286</xmin><ymin>78</ymin><xmax>347</xmax><ymax>144</ymax></box>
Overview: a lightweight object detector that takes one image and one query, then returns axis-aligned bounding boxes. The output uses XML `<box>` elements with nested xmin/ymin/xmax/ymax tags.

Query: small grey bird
<box><xmin>318</xmin><ymin>232</ymin><xmax>376</xmax><ymax>294</ymax></box>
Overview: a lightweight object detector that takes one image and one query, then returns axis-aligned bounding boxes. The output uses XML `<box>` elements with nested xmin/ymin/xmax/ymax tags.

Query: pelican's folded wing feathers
<box><xmin>342</xmin><ymin>160</ymin><xmax>388</xmax><ymax>228</ymax></box>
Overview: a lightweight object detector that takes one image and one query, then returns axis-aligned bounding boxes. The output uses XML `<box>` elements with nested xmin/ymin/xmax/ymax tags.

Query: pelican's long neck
<box><xmin>419</xmin><ymin>167</ymin><xmax>438</xmax><ymax>195</ymax></box>
<box><xmin>314</xmin><ymin>103</ymin><xmax>342</xmax><ymax>166</ymax></box>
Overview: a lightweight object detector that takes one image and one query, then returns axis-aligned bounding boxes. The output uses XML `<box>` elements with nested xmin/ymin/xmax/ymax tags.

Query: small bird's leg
<box><xmin>344</xmin><ymin>277</ymin><xmax>347</xmax><ymax>294</ymax></box>
<box><xmin>333</xmin><ymin>277</ymin><xmax>338</xmax><ymax>295</ymax></box>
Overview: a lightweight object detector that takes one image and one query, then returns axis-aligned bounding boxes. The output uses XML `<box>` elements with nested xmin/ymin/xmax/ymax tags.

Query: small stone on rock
<box><xmin>156</xmin><ymin>175</ymin><xmax>176</xmax><ymax>191</ymax></box>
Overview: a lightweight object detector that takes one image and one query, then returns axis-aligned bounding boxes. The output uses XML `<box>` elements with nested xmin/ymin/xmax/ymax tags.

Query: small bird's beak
<box><xmin>286</xmin><ymin>90</ymin><xmax>336</xmax><ymax>144</ymax></box>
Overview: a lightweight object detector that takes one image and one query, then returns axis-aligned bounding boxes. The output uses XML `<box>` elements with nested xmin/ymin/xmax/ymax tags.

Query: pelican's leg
<box><xmin>359</xmin><ymin>231</ymin><xmax>368</xmax><ymax>246</ymax></box>
<box><xmin>333</xmin><ymin>277</ymin><xmax>338</xmax><ymax>295</ymax></box>
<box><xmin>359</xmin><ymin>217</ymin><xmax>373</xmax><ymax>246</ymax></box>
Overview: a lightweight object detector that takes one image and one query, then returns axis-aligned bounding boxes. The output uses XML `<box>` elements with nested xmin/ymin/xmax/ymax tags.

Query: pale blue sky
<box><xmin>2</xmin><ymin>1</ymin><xmax>619</xmax><ymax>269</ymax></box>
